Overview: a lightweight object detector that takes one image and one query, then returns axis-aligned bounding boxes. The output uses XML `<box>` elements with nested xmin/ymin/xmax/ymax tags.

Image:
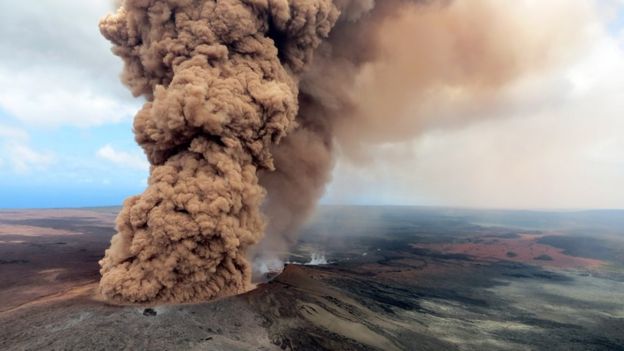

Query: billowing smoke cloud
<box><xmin>98</xmin><ymin>0</ymin><xmax>340</xmax><ymax>303</ymax></box>
<box><xmin>99</xmin><ymin>0</ymin><xmax>587</xmax><ymax>303</ymax></box>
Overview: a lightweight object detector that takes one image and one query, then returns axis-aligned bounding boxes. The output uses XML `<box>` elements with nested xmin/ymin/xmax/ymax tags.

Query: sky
<box><xmin>0</xmin><ymin>0</ymin><xmax>623</xmax><ymax>209</ymax></box>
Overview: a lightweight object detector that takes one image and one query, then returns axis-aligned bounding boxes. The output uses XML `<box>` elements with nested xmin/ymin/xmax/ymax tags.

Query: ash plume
<box><xmin>98</xmin><ymin>0</ymin><xmax>339</xmax><ymax>303</ymax></box>
<box><xmin>99</xmin><ymin>0</ymin><xmax>585</xmax><ymax>303</ymax></box>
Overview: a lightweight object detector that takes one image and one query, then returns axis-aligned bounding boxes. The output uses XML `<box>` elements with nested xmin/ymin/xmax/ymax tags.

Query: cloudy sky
<box><xmin>0</xmin><ymin>0</ymin><xmax>623</xmax><ymax>209</ymax></box>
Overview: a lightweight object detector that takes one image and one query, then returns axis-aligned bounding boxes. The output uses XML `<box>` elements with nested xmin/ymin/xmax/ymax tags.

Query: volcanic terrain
<box><xmin>1</xmin><ymin>206</ymin><xmax>623</xmax><ymax>350</ymax></box>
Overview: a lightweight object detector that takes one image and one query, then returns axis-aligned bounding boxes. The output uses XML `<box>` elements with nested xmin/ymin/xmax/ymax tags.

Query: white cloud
<box><xmin>5</xmin><ymin>142</ymin><xmax>55</xmax><ymax>174</ymax></box>
<box><xmin>0</xmin><ymin>70</ymin><xmax>137</xmax><ymax>127</ymax></box>
<box><xmin>0</xmin><ymin>124</ymin><xmax>29</xmax><ymax>141</ymax></box>
<box><xmin>0</xmin><ymin>0</ymin><xmax>140</xmax><ymax>127</ymax></box>
<box><xmin>0</xmin><ymin>125</ymin><xmax>55</xmax><ymax>174</ymax></box>
<box><xmin>97</xmin><ymin>144</ymin><xmax>149</xmax><ymax>171</ymax></box>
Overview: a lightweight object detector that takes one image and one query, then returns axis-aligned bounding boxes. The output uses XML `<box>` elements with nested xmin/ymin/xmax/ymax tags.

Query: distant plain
<box><xmin>1</xmin><ymin>206</ymin><xmax>623</xmax><ymax>350</ymax></box>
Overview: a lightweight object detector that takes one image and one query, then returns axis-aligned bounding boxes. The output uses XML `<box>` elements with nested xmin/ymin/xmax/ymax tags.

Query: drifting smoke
<box><xmin>99</xmin><ymin>0</ymin><xmax>585</xmax><ymax>303</ymax></box>
<box><xmin>305</xmin><ymin>253</ymin><xmax>328</xmax><ymax>265</ymax></box>
<box><xmin>252</xmin><ymin>0</ymin><xmax>584</xmax><ymax>265</ymax></box>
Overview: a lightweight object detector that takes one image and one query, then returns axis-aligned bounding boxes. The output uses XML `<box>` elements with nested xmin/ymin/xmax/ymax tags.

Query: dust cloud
<box><xmin>99</xmin><ymin>0</ymin><xmax>587</xmax><ymax>303</ymax></box>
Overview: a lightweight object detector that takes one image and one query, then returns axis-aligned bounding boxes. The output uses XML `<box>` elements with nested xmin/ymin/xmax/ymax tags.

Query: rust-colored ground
<box><xmin>0</xmin><ymin>225</ymin><xmax>78</xmax><ymax>236</ymax></box>
<box><xmin>413</xmin><ymin>233</ymin><xmax>605</xmax><ymax>269</ymax></box>
<box><xmin>0</xmin><ymin>208</ymin><xmax>117</xmax><ymax>312</ymax></box>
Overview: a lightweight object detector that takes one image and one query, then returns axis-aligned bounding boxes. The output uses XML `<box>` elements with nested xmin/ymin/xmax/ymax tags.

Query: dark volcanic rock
<box><xmin>143</xmin><ymin>308</ymin><xmax>157</xmax><ymax>316</ymax></box>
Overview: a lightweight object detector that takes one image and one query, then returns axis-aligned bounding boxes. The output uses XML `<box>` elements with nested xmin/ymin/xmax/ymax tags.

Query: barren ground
<box><xmin>1</xmin><ymin>206</ymin><xmax>623</xmax><ymax>350</ymax></box>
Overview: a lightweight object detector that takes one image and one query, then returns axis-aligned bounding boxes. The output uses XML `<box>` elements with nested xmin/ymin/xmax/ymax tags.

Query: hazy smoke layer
<box><xmin>100</xmin><ymin>0</ymin><xmax>583</xmax><ymax>302</ymax></box>
<box><xmin>253</xmin><ymin>0</ymin><xmax>582</xmax><ymax>263</ymax></box>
